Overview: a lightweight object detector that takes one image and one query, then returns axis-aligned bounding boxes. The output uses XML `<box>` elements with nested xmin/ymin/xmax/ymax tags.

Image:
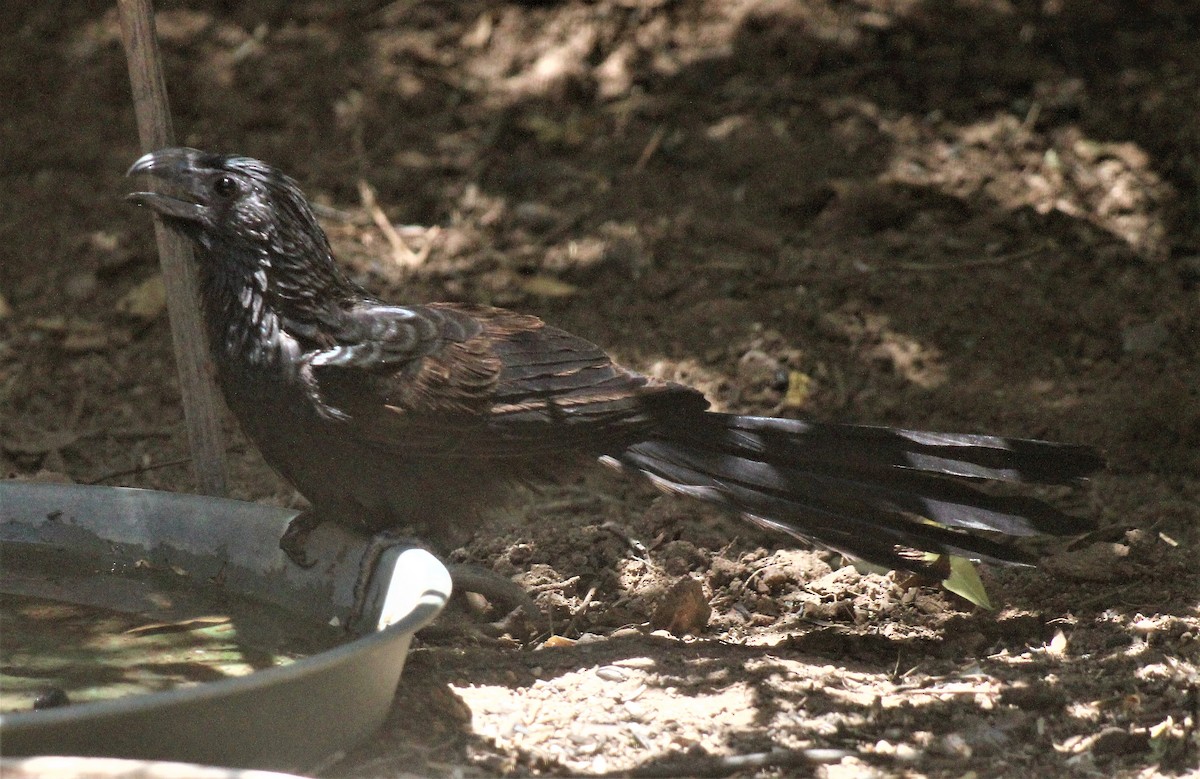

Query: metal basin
<box><xmin>0</xmin><ymin>481</ymin><xmax>451</xmax><ymax>773</ymax></box>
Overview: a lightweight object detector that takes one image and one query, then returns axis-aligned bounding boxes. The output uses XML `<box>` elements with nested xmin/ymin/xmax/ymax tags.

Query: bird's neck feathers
<box><xmin>195</xmin><ymin>224</ymin><xmax>360</xmax><ymax>370</ymax></box>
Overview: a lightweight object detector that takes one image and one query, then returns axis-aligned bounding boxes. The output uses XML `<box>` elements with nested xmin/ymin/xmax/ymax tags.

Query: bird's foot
<box><xmin>279</xmin><ymin>510</ymin><xmax>325</xmax><ymax>568</ymax></box>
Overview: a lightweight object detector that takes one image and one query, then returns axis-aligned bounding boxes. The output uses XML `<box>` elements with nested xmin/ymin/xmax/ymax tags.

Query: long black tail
<box><xmin>608</xmin><ymin>414</ymin><xmax>1102</xmax><ymax>574</ymax></box>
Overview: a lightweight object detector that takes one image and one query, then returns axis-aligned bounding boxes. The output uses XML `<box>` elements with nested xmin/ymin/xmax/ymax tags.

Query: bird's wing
<box><xmin>303</xmin><ymin>303</ymin><xmax>470</xmax><ymax>371</ymax></box>
<box><xmin>307</xmin><ymin>302</ymin><xmax>706</xmax><ymax>457</ymax></box>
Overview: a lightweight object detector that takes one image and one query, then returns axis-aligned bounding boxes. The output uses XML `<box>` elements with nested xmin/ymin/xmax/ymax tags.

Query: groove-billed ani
<box><xmin>127</xmin><ymin>148</ymin><xmax>1101</xmax><ymax>587</ymax></box>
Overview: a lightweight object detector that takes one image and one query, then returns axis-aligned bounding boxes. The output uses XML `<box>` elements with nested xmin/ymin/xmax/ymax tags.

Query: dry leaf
<box><xmin>1047</xmin><ymin>629</ymin><xmax>1069</xmax><ymax>657</ymax></box>
<box><xmin>541</xmin><ymin>634</ymin><xmax>577</xmax><ymax>648</ymax></box>
<box><xmin>89</xmin><ymin>230</ymin><xmax>120</xmax><ymax>252</ymax></box>
<box><xmin>784</xmin><ymin>370</ymin><xmax>812</xmax><ymax>408</ymax></box>
<box><xmin>115</xmin><ymin>275</ymin><xmax>166</xmax><ymax>321</ymax></box>
<box><xmin>61</xmin><ymin>321</ymin><xmax>112</xmax><ymax>352</ymax></box>
<box><xmin>521</xmin><ymin>275</ymin><xmax>578</xmax><ymax>298</ymax></box>
<box><xmin>32</xmin><ymin>316</ymin><xmax>68</xmax><ymax>333</ymax></box>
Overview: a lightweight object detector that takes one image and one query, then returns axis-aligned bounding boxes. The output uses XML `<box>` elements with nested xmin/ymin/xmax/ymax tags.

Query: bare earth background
<box><xmin>1</xmin><ymin>1</ymin><xmax>1198</xmax><ymax>776</ymax></box>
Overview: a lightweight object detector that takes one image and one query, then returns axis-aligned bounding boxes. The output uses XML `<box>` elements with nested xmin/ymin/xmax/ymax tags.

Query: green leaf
<box><xmin>850</xmin><ymin>559</ymin><xmax>892</xmax><ymax>577</ymax></box>
<box><xmin>935</xmin><ymin>555</ymin><xmax>993</xmax><ymax>610</ymax></box>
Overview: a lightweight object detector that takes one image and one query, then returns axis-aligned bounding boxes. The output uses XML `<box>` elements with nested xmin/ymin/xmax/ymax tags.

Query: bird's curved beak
<box><xmin>126</xmin><ymin>148</ymin><xmax>209</xmax><ymax>223</ymax></box>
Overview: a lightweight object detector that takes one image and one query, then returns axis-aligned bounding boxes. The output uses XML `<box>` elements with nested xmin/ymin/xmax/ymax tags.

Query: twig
<box><xmin>312</xmin><ymin>202</ymin><xmax>357</xmax><ymax>222</ymax></box>
<box><xmin>357</xmin><ymin>179</ymin><xmax>426</xmax><ymax>267</ymax></box>
<box><xmin>611</xmin><ymin>746</ymin><xmax>853</xmax><ymax>778</ymax></box>
<box><xmin>85</xmin><ymin>445</ymin><xmax>247</xmax><ymax>484</ymax></box>
<box><xmin>85</xmin><ymin>456</ymin><xmax>193</xmax><ymax>484</ymax></box>
<box><xmin>565</xmin><ymin>581</ymin><xmax>599</xmax><ymax>634</ymax></box>
<box><xmin>118</xmin><ymin>0</ymin><xmax>228</xmax><ymax>496</ymax></box>
<box><xmin>529</xmin><ymin>575</ymin><xmax>581</xmax><ymax>593</ymax></box>
<box><xmin>601</xmin><ymin>520</ymin><xmax>648</xmax><ymax>556</ymax></box>
<box><xmin>98</xmin><ymin>427</ymin><xmax>176</xmax><ymax>439</ymax></box>
<box><xmin>889</xmin><ymin>244</ymin><xmax>1048</xmax><ymax>273</ymax></box>
<box><xmin>891</xmin><ymin>685</ymin><xmax>999</xmax><ymax>696</ymax></box>
<box><xmin>634</xmin><ymin>125</ymin><xmax>666</xmax><ymax>172</ymax></box>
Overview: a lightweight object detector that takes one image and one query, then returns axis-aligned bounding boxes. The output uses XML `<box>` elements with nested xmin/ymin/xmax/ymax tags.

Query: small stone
<box><xmin>63</xmin><ymin>270</ymin><xmax>98</xmax><ymax>301</ymax></box>
<box><xmin>758</xmin><ymin>564</ymin><xmax>792</xmax><ymax>592</ymax></box>
<box><xmin>608</xmin><ymin>626</ymin><xmax>642</xmax><ymax>640</ymax></box>
<box><xmin>650</xmin><ymin>577</ymin><xmax>711</xmax><ymax>636</ymax></box>
<box><xmin>708</xmin><ymin>555</ymin><xmax>741</xmax><ymax>587</ymax></box>
<box><xmin>595</xmin><ymin>665</ymin><xmax>628</xmax><ymax>682</ymax></box>
<box><xmin>962</xmin><ymin>723</ymin><xmax>1012</xmax><ymax>755</ymax></box>
<box><xmin>933</xmin><ymin>733</ymin><xmax>971</xmax><ymax>759</ymax></box>
<box><xmin>1122</xmin><ymin>321</ymin><xmax>1169</xmax><ymax>354</ymax></box>
<box><xmin>512</xmin><ymin>201</ymin><xmax>558</xmax><ymax>232</ymax></box>
<box><xmin>805</xmin><ymin>748</ymin><xmax>852</xmax><ymax>764</ymax></box>
<box><xmin>737</xmin><ymin>348</ymin><xmax>782</xmax><ymax>387</ymax></box>
<box><xmin>1130</xmin><ymin>616</ymin><xmax>1161</xmax><ymax>635</ymax></box>
<box><xmin>660</xmin><ymin>539</ymin><xmax>704</xmax><ymax>575</ymax></box>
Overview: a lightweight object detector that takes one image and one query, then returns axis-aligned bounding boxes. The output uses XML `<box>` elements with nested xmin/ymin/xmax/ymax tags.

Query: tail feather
<box><xmin>617</xmin><ymin>444</ymin><xmax>1039</xmax><ymax>569</ymax></box>
<box><xmin>609</xmin><ymin>413</ymin><xmax>1101</xmax><ymax>575</ymax></box>
<box><xmin>626</xmin><ymin>439</ymin><xmax>1089</xmax><ymax>536</ymax></box>
<box><xmin>716</xmin><ymin>415</ymin><xmax>1103</xmax><ymax>484</ymax></box>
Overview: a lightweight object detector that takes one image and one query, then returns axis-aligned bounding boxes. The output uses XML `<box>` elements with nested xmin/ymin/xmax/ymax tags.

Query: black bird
<box><xmin>127</xmin><ymin>148</ymin><xmax>1101</xmax><ymax>595</ymax></box>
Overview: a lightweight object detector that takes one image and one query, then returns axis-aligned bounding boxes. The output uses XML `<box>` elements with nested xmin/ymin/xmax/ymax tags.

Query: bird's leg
<box><xmin>279</xmin><ymin>509</ymin><xmax>325</xmax><ymax>568</ymax></box>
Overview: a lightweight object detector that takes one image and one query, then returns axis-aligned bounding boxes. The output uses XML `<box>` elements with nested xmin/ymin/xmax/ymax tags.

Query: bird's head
<box><xmin>127</xmin><ymin>148</ymin><xmax>355</xmax><ymax>306</ymax></box>
<box><xmin>128</xmin><ymin>148</ymin><xmax>320</xmax><ymax>248</ymax></box>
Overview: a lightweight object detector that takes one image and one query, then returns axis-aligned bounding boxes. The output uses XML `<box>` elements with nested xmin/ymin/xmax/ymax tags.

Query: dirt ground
<box><xmin>2</xmin><ymin>0</ymin><xmax>1198</xmax><ymax>776</ymax></box>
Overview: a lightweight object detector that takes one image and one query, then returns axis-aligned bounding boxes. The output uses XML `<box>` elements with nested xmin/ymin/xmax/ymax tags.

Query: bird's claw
<box><xmin>279</xmin><ymin>511</ymin><xmax>323</xmax><ymax>568</ymax></box>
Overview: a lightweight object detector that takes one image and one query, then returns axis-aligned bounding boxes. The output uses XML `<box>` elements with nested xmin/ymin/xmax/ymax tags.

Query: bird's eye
<box><xmin>213</xmin><ymin>175</ymin><xmax>239</xmax><ymax>198</ymax></box>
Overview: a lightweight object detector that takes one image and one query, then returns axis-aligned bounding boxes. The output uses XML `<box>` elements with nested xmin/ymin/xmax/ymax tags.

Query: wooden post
<box><xmin>117</xmin><ymin>0</ymin><xmax>228</xmax><ymax>496</ymax></box>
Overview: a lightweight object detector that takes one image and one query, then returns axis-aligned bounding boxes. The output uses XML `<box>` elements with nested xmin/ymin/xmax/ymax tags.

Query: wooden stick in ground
<box><xmin>117</xmin><ymin>0</ymin><xmax>228</xmax><ymax>496</ymax></box>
